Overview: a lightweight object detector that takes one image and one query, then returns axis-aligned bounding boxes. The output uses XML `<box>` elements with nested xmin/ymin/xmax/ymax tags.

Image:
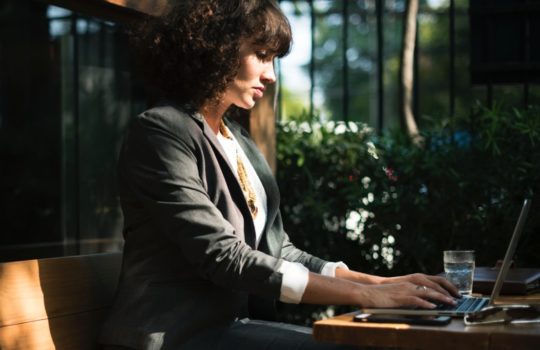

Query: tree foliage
<box><xmin>282</xmin><ymin>0</ymin><xmax>473</xmax><ymax>128</ymax></box>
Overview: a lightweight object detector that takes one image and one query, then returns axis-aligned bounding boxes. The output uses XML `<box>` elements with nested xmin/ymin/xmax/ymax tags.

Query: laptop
<box><xmin>360</xmin><ymin>198</ymin><xmax>532</xmax><ymax>317</ymax></box>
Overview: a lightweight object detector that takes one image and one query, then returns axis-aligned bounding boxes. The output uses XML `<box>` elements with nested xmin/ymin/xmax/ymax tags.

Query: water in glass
<box><xmin>444</xmin><ymin>261</ymin><xmax>475</xmax><ymax>295</ymax></box>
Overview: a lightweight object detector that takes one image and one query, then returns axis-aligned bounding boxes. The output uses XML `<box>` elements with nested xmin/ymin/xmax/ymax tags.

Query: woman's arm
<box><xmin>302</xmin><ymin>272</ymin><xmax>458</xmax><ymax>308</ymax></box>
<box><xmin>335</xmin><ymin>268</ymin><xmax>461</xmax><ymax>298</ymax></box>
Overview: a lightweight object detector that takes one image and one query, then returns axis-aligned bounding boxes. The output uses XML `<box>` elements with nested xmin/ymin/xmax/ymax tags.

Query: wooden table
<box><xmin>313</xmin><ymin>295</ymin><xmax>540</xmax><ymax>349</ymax></box>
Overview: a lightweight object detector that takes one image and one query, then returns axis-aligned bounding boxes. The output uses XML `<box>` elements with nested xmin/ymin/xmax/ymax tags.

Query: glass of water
<box><xmin>443</xmin><ymin>250</ymin><xmax>475</xmax><ymax>296</ymax></box>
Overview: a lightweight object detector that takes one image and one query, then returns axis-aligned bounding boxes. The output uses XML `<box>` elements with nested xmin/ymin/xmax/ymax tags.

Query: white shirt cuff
<box><xmin>277</xmin><ymin>260</ymin><xmax>309</xmax><ymax>304</ymax></box>
<box><xmin>320</xmin><ymin>261</ymin><xmax>349</xmax><ymax>277</ymax></box>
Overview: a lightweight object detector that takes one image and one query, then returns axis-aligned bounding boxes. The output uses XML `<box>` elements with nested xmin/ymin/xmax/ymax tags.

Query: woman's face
<box><xmin>223</xmin><ymin>42</ymin><xmax>276</xmax><ymax>110</ymax></box>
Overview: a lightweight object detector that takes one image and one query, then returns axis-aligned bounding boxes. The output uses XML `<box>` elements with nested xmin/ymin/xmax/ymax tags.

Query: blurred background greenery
<box><xmin>275</xmin><ymin>103</ymin><xmax>540</xmax><ymax>325</ymax></box>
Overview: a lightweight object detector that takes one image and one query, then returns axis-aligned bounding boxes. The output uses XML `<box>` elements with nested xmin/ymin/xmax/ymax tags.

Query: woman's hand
<box><xmin>334</xmin><ymin>268</ymin><xmax>460</xmax><ymax>308</ymax></box>
<box><xmin>357</xmin><ymin>281</ymin><xmax>457</xmax><ymax>309</ymax></box>
<box><xmin>380</xmin><ymin>273</ymin><xmax>461</xmax><ymax>298</ymax></box>
<box><xmin>301</xmin><ymin>271</ymin><xmax>458</xmax><ymax>309</ymax></box>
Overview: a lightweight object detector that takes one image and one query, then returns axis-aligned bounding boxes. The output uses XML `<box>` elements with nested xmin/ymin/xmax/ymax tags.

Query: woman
<box><xmin>100</xmin><ymin>1</ymin><xmax>459</xmax><ymax>349</ymax></box>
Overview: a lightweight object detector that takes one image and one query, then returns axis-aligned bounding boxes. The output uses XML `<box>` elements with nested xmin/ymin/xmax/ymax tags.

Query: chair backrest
<box><xmin>0</xmin><ymin>252</ymin><xmax>122</xmax><ymax>350</ymax></box>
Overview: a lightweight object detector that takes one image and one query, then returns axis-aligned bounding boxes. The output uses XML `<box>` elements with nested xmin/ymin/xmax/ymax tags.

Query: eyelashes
<box><xmin>255</xmin><ymin>50</ymin><xmax>273</xmax><ymax>62</ymax></box>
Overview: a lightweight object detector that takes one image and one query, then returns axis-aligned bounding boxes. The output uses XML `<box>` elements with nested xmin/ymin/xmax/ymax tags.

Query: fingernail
<box><xmin>428</xmin><ymin>303</ymin><xmax>436</xmax><ymax>309</ymax></box>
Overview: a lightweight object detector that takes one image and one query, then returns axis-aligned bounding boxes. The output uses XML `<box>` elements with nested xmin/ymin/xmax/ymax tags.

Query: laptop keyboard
<box><xmin>435</xmin><ymin>296</ymin><xmax>489</xmax><ymax>314</ymax></box>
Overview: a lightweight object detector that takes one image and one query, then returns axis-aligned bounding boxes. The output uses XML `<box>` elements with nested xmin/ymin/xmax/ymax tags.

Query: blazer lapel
<box><xmin>186</xmin><ymin>110</ymin><xmax>257</xmax><ymax>248</ymax></box>
<box><xmin>227</xmin><ymin>120</ymin><xmax>281</xmax><ymax>254</ymax></box>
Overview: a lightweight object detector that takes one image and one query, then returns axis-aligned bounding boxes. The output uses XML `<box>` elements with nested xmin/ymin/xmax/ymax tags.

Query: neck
<box><xmin>199</xmin><ymin>100</ymin><xmax>231</xmax><ymax>135</ymax></box>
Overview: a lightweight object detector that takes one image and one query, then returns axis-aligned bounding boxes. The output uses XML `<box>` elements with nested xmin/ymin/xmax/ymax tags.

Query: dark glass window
<box><xmin>470</xmin><ymin>0</ymin><xmax>540</xmax><ymax>84</ymax></box>
<box><xmin>0</xmin><ymin>1</ymin><xmax>146</xmax><ymax>262</ymax></box>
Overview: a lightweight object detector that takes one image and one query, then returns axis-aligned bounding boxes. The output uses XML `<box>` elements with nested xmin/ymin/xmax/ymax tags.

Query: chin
<box><xmin>235</xmin><ymin>100</ymin><xmax>256</xmax><ymax>110</ymax></box>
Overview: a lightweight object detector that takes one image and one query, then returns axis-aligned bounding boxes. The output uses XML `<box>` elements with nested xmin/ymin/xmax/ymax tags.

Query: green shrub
<box><xmin>276</xmin><ymin>117</ymin><xmax>399</xmax><ymax>273</ymax></box>
<box><xmin>275</xmin><ymin>105</ymin><xmax>540</xmax><ymax>325</ymax></box>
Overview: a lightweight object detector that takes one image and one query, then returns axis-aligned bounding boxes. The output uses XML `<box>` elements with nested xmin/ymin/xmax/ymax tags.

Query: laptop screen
<box><xmin>488</xmin><ymin>198</ymin><xmax>532</xmax><ymax>305</ymax></box>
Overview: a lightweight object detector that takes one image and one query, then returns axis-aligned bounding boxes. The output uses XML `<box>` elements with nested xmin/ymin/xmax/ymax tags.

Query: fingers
<box><xmin>393</xmin><ymin>284</ymin><xmax>452</xmax><ymax>309</ymax></box>
<box><xmin>367</xmin><ymin>275</ymin><xmax>460</xmax><ymax>309</ymax></box>
<box><xmin>422</xmin><ymin>278</ymin><xmax>453</xmax><ymax>297</ymax></box>
<box><xmin>413</xmin><ymin>284</ymin><xmax>456</xmax><ymax>307</ymax></box>
<box><xmin>426</xmin><ymin>275</ymin><xmax>461</xmax><ymax>297</ymax></box>
<box><xmin>413</xmin><ymin>278</ymin><xmax>449</xmax><ymax>297</ymax></box>
<box><xmin>374</xmin><ymin>282</ymin><xmax>456</xmax><ymax>309</ymax></box>
<box><xmin>410</xmin><ymin>274</ymin><xmax>461</xmax><ymax>298</ymax></box>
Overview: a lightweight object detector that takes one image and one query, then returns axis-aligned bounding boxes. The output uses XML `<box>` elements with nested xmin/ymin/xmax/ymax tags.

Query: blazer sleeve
<box><xmin>273</xmin><ymin>210</ymin><xmax>329</xmax><ymax>273</ymax></box>
<box><xmin>120</xmin><ymin>112</ymin><xmax>284</xmax><ymax>300</ymax></box>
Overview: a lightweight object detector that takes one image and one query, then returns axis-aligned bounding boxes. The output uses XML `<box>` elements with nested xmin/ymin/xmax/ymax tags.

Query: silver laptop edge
<box><xmin>487</xmin><ymin>198</ymin><xmax>531</xmax><ymax>306</ymax></box>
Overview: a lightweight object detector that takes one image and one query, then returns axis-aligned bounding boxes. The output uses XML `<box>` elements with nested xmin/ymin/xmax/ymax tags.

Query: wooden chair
<box><xmin>0</xmin><ymin>253</ymin><xmax>122</xmax><ymax>350</ymax></box>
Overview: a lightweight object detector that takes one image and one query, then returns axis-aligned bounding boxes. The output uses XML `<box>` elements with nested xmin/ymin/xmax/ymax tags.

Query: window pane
<box><xmin>77</xmin><ymin>19</ymin><xmax>143</xmax><ymax>255</ymax></box>
<box><xmin>0</xmin><ymin>1</ymin><xmax>145</xmax><ymax>262</ymax></box>
<box><xmin>0</xmin><ymin>1</ymin><xmax>63</xmax><ymax>261</ymax></box>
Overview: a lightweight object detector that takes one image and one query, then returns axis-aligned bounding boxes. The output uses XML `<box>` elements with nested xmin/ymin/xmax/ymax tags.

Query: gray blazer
<box><xmin>99</xmin><ymin>104</ymin><xmax>328</xmax><ymax>350</ymax></box>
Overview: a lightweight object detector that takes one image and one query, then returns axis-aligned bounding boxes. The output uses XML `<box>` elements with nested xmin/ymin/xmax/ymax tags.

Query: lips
<box><xmin>253</xmin><ymin>87</ymin><xmax>265</xmax><ymax>99</ymax></box>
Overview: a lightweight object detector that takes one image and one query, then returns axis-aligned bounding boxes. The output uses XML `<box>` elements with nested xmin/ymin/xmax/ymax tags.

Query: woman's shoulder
<box><xmin>140</xmin><ymin>103</ymin><xmax>202</xmax><ymax>127</ymax></box>
<box><xmin>133</xmin><ymin>103</ymin><xmax>205</xmax><ymax>141</ymax></box>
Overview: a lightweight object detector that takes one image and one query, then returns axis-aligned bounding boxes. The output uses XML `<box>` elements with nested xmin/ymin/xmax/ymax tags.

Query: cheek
<box><xmin>236</xmin><ymin>57</ymin><xmax>259</xmax><ymax>81</ymax></box>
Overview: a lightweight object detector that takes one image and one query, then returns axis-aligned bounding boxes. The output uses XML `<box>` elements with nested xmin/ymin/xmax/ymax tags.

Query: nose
<box><xmin>261</xmin><ymin>60</ymin><xmax>276</xmax><ymax>85</ymax></box>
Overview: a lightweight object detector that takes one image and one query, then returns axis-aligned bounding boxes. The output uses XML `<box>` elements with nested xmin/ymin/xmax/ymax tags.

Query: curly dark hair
<box><xmin>131</xmin><ymin>0</ymin><xmax>292</xmax><ymax>108</ymax></box>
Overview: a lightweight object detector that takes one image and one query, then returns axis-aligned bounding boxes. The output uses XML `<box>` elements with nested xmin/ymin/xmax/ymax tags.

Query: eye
<box><xmin>255</xmin><ymin>50</ymin><xmax>272</xmax><ymax>62</ymax></box>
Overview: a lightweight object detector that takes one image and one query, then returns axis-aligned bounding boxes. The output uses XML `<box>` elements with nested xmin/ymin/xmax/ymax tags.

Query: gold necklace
<box><xmin>219</xmin><ymin>120</ymin><xmax>258</xmax><ymax>218</ymax></box>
